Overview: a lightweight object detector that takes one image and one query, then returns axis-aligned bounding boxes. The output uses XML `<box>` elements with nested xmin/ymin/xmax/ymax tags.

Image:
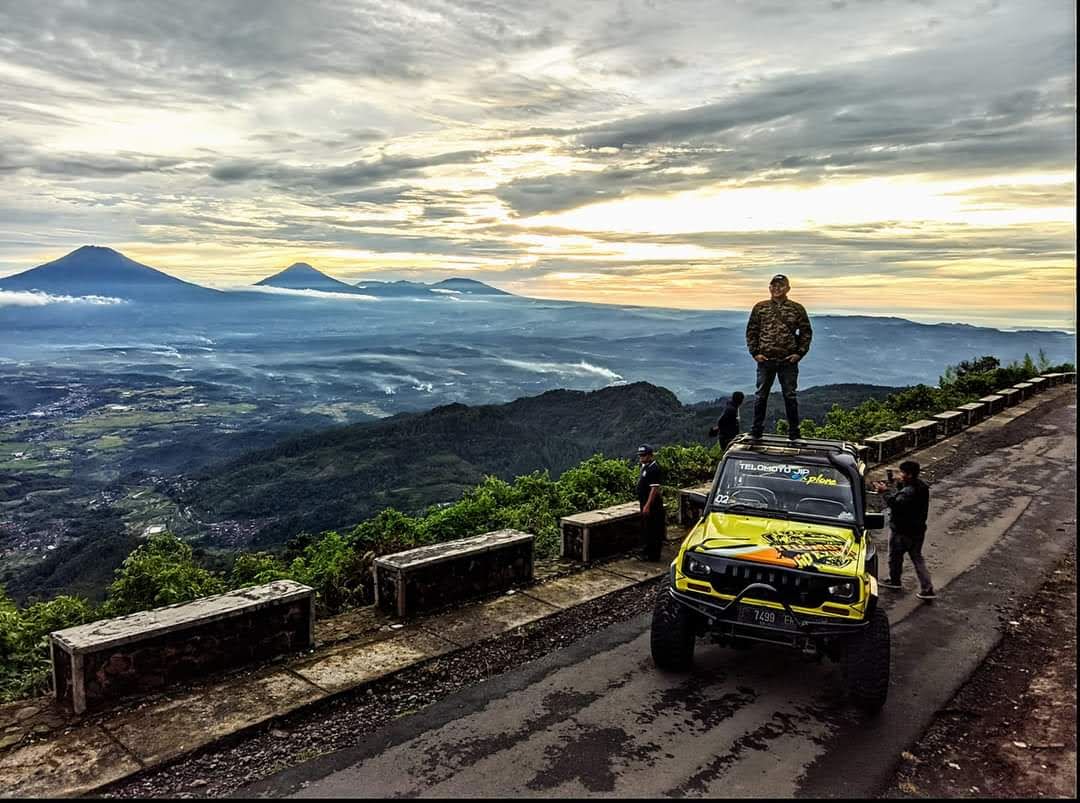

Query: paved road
<box><xmin>249</xmin><ymin>394</ymin><xmax>1076</xmax><ymax>799</ymax></box>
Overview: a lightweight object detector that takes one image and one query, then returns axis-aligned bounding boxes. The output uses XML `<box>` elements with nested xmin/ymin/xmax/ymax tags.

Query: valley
<box><xmin>0</xmin><ymin>247</ymin><xmax>1074</xmax><ymax>604</ymax></box>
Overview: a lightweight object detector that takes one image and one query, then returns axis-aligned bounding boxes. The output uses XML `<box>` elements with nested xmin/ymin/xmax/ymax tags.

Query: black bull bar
<box><xmin>668</xmin><ymin>581</ymin><xmax>875</xmax><ymax>637</ymax></box>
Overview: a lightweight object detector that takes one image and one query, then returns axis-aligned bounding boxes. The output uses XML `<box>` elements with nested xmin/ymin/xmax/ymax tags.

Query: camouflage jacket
<box><xmin>745</xmin><ymin>298</ymin><xmax>812</xmax><ymax>360</ymax></box>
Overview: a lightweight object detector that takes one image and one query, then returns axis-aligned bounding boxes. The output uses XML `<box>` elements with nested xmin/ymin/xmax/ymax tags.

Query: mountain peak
<box><xmin>0</xmin><ymin>245</ymin><xmax>215</xmax><ymax>299</ymax></box>
<box><xmin>256</xmin><ymin>262</ymin><xmax>366</xmax><ymax>293</ymax></box>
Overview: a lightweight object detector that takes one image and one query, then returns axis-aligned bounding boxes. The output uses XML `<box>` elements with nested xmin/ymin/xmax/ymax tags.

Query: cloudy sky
<box><xmin>0</xmin><ymin>0</ymin><xmax>1075</xmax><ymax>328</ymax></box>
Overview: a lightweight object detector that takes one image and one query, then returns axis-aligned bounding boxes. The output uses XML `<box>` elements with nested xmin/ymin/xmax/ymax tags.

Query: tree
<box><xmin>103</xmin><ymin>533</ymin><xmax>224</xmax><ymax>617</ymax></box>
<box><xmin>1037</xmin><ymin>349</ymin><xmax>1051</xmax><ymax>372</ymax></box>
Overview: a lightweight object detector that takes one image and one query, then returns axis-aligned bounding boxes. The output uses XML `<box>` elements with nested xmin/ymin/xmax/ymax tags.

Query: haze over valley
<box><xmin>0</xmin><ymin>245</ymin><xmax>1073</xmax><ymax>603</ymax></box>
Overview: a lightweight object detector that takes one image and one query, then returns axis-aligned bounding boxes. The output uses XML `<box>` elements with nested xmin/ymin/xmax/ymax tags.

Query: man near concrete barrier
<box><xmin>745</xmin><ymin>274</ymin><xmax>812</xmax><ymax>439</ymax></box>
<box><xmin>874</xmin><ymin>460</ymin><xmax>936</xmax><ymax>600</ymax></box>
<box><xmin>708</xmin><ymin>391</ymin><xmax>745</xmax><ymax>450</ymax></box>
<box><xmin>637</xmin><ymin>444</ymin><xmax>665</xmax><ymax>562</ymax></box>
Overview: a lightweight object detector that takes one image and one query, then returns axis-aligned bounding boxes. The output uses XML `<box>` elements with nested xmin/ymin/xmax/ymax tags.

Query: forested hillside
<box><xmin>187</xmin><ymin>381</ymin><xmax>899</xmax><ymax>545</ymax></box>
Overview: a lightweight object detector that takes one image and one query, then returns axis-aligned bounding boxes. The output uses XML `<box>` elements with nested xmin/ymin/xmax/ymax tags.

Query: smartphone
<box><xmin>885</xmin><ymin>469</ymin><xmax>894</xmax><ymax>483</ymax></box>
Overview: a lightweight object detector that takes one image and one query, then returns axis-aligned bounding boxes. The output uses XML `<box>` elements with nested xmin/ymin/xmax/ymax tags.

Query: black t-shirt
<box><xmin>716</xmin><ymin>399</ymin><xmax>740</xmax><ymax>439</ymax></box>
<box><xmin>637</xmin><ymin>461</ymin><xmax>664</xmax><ymax>508</ymax></box>
<box><xmin>884</xmin><ymin>478</ymin><xmax>930</xmax><ymax>534</ymax></box>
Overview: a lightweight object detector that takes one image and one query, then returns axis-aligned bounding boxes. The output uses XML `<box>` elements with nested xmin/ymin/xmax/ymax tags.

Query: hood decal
<box><xmin>691</xmin><ymin>515</ymin><xmax>858</xmax><ymax>572</ymax></box>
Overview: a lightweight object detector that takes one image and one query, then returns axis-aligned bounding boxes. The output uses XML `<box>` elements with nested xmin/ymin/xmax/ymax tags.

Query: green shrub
<box><xmin>103</xmin><ymin>533</ymin><xmax>225</xmax><ymax>617</ymax></box>
<box><xmin>288</xmin><ymin>530</ymin><xmax>373</xmax><ymax>613</ymax></box>
<box><xmin>229</xmin><ymin>552</ymin><xmax>295</xmax><ymax>587</ymax></box>
<box><xmin>0</xmin><ymin>590</ymin><xmax>94</xmax><ymax>702</ymax></box>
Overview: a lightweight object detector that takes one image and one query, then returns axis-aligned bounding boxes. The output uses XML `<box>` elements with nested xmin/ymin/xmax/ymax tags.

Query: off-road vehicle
<box><xmin>651</xmin><ymin>433</ymin><xmax>890</xmax><ymax>711</ymax></box>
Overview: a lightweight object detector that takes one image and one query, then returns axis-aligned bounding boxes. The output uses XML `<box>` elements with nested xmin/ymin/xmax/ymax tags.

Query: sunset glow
<box><xmin>0</xmin><ymin>0</ymin><xmax>1074</xmax><ymax>329</ymax></box>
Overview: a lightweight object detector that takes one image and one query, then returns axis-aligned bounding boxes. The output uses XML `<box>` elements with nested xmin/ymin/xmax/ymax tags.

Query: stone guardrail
<box><xmin>560</xmin><ymin>501</ymin><xmax>642</xmax><ymax>563</ymax></box>
<box><xmin>678</xmin><ymin>482</ymin><xmax>712</xmax><ymax>526</ymax></box>
<box><xmin>932</xmin><ymin>409</ymin><xmax>965</xmax><ymax>436</ymax></box>
<box><xmin>374</xmin><ymin>529</ymin><xmax>534</xmax><ymax>619</ymax></box>
<box><xmin>978</xmin><ymin>394</ymin><xmax>1005</xmax><ymax>415</ymax></box>
<box><xmin>956</xmin><ymin>401</ymin><xmax>989</xmax><ymax>426</ymax></box>
<box><xmin>998</xmin><ymin>387</ymin><xmax>1022</xmax><ymax>407</ymax></box>
<box><xmin>863</xmin><ymin>430</ymin><xmax>910</xmax><ymax>464</ymax></box>
<box><xmin>49</xmin><ymin>580</ymin><xmax>314</xmax><ymax>714</ymax></box>
<box><xmin>1010</xmin><ymin>382</ymin><xmax>1034</xmax><ymax>400</ymax></box>
<box><xmin>900</xmin><ymin>419</ymin><xmax>940</xmax><ymax>450</ymax></box>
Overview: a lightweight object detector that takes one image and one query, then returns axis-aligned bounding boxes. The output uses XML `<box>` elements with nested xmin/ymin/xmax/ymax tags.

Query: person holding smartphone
<box><xmin>873</xmin><ymin>460</ymin><xmax>936</xmax><ymax>600</ymax></box>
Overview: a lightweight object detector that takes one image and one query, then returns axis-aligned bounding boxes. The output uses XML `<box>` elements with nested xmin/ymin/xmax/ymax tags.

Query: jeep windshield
<box><xmin>711</xmin><ymin>457</ymin><xmax>856</xmax><ymax>524</ymax></box>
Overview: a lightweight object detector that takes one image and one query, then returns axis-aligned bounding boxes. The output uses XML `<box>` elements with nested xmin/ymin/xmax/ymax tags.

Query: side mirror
<box><xmin>864</xmin><ymin>512</ymin><xmax>885</xmax><ymax>531</ymax></box>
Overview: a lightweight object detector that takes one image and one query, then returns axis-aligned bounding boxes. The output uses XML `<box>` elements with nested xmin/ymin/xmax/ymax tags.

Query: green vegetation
<box><xmin>0</xmin><ymin>591</ymin><xmax>94</xmax><ymax>702</ymax></box>
<box><xmin>781</xmin><ymin>354</ymin><xmax>1073</xmax><ymax>441</ymax></box>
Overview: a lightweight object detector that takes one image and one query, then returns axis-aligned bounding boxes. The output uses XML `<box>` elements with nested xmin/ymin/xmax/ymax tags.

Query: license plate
<box><xmin>736</xmin><ymin>604</ymin><xmax>799</xmax><ymax>631</ymax></box>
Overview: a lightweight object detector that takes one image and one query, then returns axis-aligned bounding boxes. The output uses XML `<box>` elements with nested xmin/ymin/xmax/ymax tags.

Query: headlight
<box><xmin>685</xmin><ymin>557</ymin><xmax>712</xmax><ymax>577</ymax></box>
<box><xmin>828</xmin><ymin>581</ymin><xmax>857</xmax><ymax>600</ymax></box>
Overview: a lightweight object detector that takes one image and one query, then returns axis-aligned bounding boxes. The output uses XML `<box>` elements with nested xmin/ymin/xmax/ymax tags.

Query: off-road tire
<box><xmin>843</xmin><ymin>605</ymin><xmax>890</xmax><ymax>712</ymax></box>
<box><xmin>650</xmin><ymin>590</ymin><xmax>696</xmax><ymax>671</ymax></box>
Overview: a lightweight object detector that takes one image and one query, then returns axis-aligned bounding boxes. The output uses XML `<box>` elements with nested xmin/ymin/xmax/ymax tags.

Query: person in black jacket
<box><xmin>873</xmin><ymin>460</ymin><xmax>936</xmax><ymax>600</ymax></box>
<box><xmin>636</xmin><ymin>444</ymin><xmax>665</xmax><ymax>562</ymax></box>
<box><xmin>708</xmin><ymin>391</ymin><xmax>745</xmax><ymax>450</ymax></box>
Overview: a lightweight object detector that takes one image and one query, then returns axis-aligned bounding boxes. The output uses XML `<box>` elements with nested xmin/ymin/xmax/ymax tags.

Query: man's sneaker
<box><xmin>916</xmin><ymin>589</ymin><xmax>938</xmax><ymax>600</ymax></box>
<box><xmin>749</xmin><ymin>431</ymin><xmax>764</xmax><ymax>440</ymax></box>
<box><xmin>788</xmin><ymin>431</ymin><xmax>802</xmax><ymax>441</ymax></box>
<box><xmin>880</xmin><ymin>579</ymin><xmax>903</xmax><ymax>590</ymax></box>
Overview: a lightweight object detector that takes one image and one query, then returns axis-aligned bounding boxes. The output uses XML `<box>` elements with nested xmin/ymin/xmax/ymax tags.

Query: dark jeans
<box><xmin>888</xmin><ymin>529</ymin><xmax>934</xmax><ymax>594</ymax></box>
<box><xmin>640</xmin><ymin>506</ymin><xmax>665</xmax><ymax>561</ymax></box>
<box><xmin>751</xmin><ymin>360</ymin><xmax>800</xmax><ymax>436</ymax></box>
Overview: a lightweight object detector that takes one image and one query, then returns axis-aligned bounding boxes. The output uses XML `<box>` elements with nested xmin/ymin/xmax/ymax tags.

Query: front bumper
<box><xmin>668</xmin><ymin>582</ymin><xmax>873</xmax><ymax>639</ymax></box>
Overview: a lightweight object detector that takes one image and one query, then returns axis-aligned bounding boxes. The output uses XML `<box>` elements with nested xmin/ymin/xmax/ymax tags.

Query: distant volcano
<box><xmin>353</xmin><ymin>276</ymin><xmax>512</xmax><ymax>297</ymax></box>
<box><xmin>0</xmin><ymin>245</ymin><xmax>218</xmax><ymax>301</ymax></box>
<box><xmin>430</xmin><ymin>277</ymin><xmax>510</xmax><ymax>296</ymax></box>
<box><xmin>255</xmin><ymin>262</ymin><xmax>371</xmax><ymax>295</ymax></box>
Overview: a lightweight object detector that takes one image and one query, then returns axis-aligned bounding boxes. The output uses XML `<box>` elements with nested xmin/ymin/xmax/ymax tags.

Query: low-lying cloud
<box><xmin>234</xmin><ymin>286</ymin><xmax>379</xmax><ymax>302</ymax></box>
<box><xmin>0</xmin><ymin>290</ymin><xmax>127</xmax><ymax>307</ymax></box>
<box><xmin>500</xmin><ymin>358</ymin><xmax>623</xmax><ymax>382</ymax></box>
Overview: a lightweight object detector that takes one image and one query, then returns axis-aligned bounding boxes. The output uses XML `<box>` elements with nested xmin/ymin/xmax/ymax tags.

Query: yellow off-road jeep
<box><xmin>651</xmin><ymin>433</ymin><xmax>890</xmax><ymax>711</ymax></box>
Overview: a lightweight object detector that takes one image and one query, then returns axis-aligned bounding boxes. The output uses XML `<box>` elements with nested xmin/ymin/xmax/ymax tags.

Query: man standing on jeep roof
<box><xmin>745</xmin><ymin>274</ymin><xmax>812</xmax><ymax>439</ymax></box>
<box><xmin>637</xmin><ymin>444</ymin><xmax>665</xmax><ymax>562</ymax></box>
<box><xmin>873</xmin><ymin>460</ymin><xmax>936</xmax><ymax>600</ymax></box>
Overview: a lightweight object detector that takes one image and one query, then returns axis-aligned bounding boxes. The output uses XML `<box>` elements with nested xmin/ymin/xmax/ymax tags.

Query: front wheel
<box><xmin>843</xmin><ymin>606</ymin><xmax>890</xmax><ymax>712</ymax></box>
<box><xmin>650</xmin><ymin>590</ymin><xmax>696</xmax><ymax>671</ymax></box>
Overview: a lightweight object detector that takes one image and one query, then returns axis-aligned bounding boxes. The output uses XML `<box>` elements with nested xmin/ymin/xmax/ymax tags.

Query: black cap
<box><xmin>637</xmin><ymin>444</ymin><xmax>654</xmax><ymax>455</ymax></box>
<box><xmin>770</xmin><ymin>273</ymin><xmax>789</xmax><ymax>284</ymax></box>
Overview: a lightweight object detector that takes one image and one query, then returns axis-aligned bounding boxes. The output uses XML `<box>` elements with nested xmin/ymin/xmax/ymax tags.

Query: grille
<box><xmin>698</xmin><ymin>557</ymin><xmax>830</xmax><ymax>608</ymax></box>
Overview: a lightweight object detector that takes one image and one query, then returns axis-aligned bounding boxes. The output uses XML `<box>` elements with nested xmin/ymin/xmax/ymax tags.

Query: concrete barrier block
<box><xmin>50</xmin><ymin>581</ymin><xmax>315</xmax><ymax>714</ymax></box>
<box><xmin>978</xmin><ymin>394</ymin><xmax>1005</xmax><ymax>415</ymax></box>
<box><xmin>932</xmin><ymin>410</ymin><xmax>966</xmax><ymax>436</ymax></box>
<box><xmin>997</xmin><ymin>387</ymin><xmax>1022</xmax><ymax>407</ymax></box>
<box><xmin>678</xmin><ymin>483</ymin><xmax>712</xmax><ymax>526</ymax></box>
<box><xmin>560</xmin><ymin>501</ymin><xmax>642</xmax><ymax>563</ymax></box>
<box><xmin>1010</xmin><ymin>382</ymin><xmax>1034</xmax><ymax>400</ymax></box>
<box><xmin>900</xmin><ymin>419</ymin><xmax>940</xmax><ymax>449</ymax></box>
<box><xmin>374</xmin><ymin>529</ymin><xmax>534</xmax><ymax>619</ymax></box>
<box><xmin>863</xmin><ymin>430</ymin><xmax>910</xmax><ymax>464</ymax></box>
<box><xmin>957</xmin><ymin>401</ymin><xmax>988</xmax><ymax>425</ymax></box>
